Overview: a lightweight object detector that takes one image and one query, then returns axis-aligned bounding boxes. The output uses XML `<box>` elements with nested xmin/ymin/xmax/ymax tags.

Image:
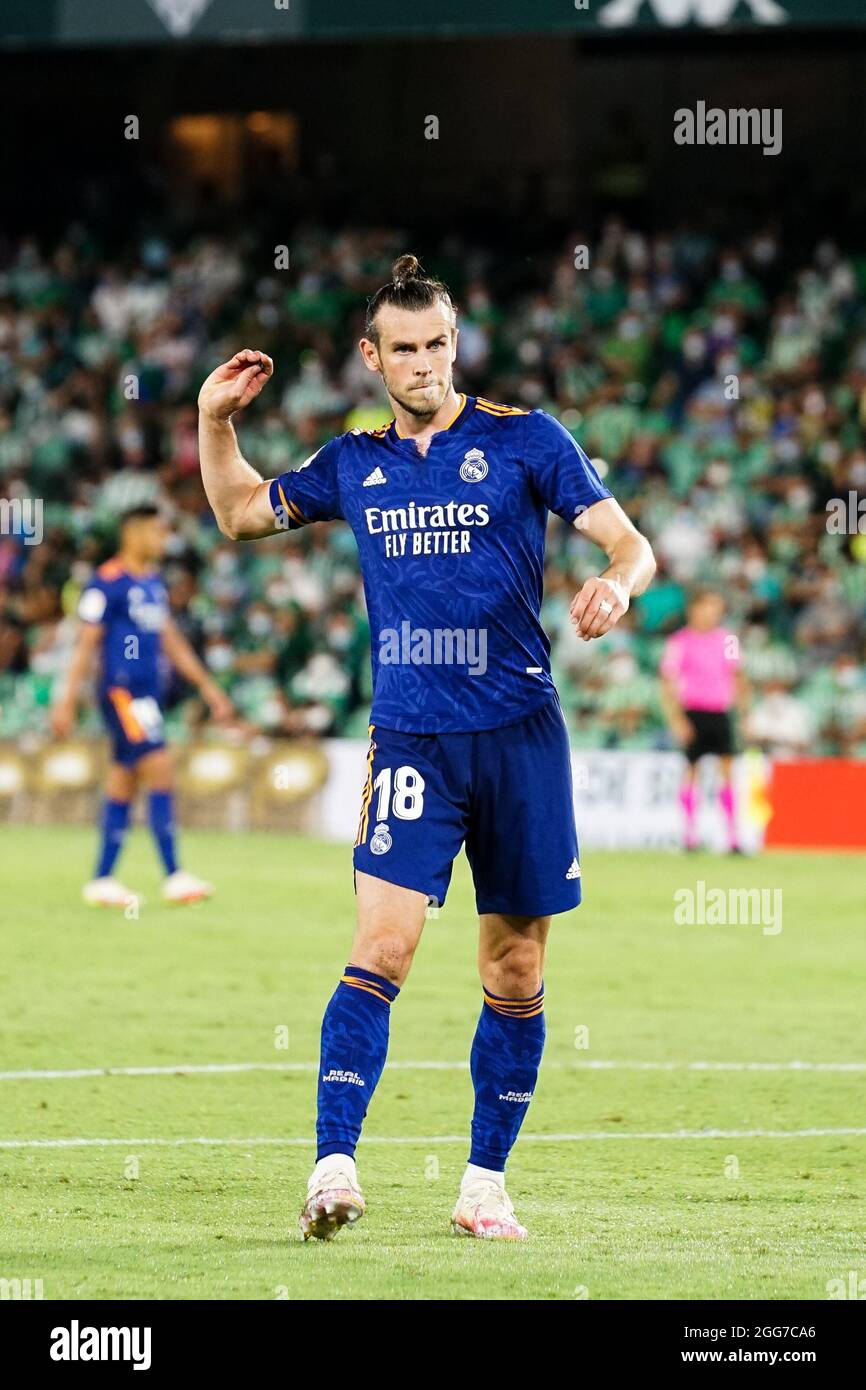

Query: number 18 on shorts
<box><xmin>353</xmin><ymin>698</ymin><xmax>583</xmax><ymax>918</ymax></box>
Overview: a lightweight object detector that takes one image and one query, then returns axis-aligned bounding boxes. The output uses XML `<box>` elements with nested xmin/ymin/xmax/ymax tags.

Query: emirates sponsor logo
<box><xmin>364</xmin><ymin>500</ymin><xmax>489</xmax><ymax>534</ymax></box>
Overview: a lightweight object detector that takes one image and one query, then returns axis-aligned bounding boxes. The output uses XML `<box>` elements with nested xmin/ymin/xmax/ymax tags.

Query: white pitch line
<box><xmin>568</xmin><ymin>1060</ymin><xmax>866</xmax><ymax>1073</ymax></box>
<box><xmin>1</xmin><ymin>1127</ymin><xmax>866</xmax><ymax>1151</ymax></box>
<box><xmin>0</xmin><ymin>1063</ymin><xmax>320</xmax><ymax>1081</ymax></box>
<box><xmin>1</xmin><ymin>1059</ymin><xmax>865</xmax><ymax>1082</ymax></box>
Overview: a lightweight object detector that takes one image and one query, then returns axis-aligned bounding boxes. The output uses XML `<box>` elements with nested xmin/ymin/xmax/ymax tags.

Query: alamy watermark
<box><xmin>0</xmin><ymin>497</ymin><xmax>43</xmax><ymax>546</ymax></box>
<box><xmin>674</xmin><ymin>880</ymin><xmax>782</xmax><ymax>935</ymax></box>
<box><xmin>0</xmin><ymin>1276</ymin><xmax>44</xmax><ymax>1300</ymax></box>
<box><xmin>826</xmin><ymin>1271</ymin><xmax>866</xmax><ymax>1299</ymax></box>
<box><xmin>674</xmin><ymin>102</ymin><xmax>782</xmax><ymax>157</ymax></box>
<box><xmin>379</xmin><ymin>621</ymin><xmax>487</xmax><ymax>677</ymax></box>
<box><xmin>826</xmin><ymin>492</ymin><xmax>866</xmax><ymax>535</ymax></box>
<box><xmin>50</xmin><ymin>1322</ymin><xmax>151</xmax><ymax>1370</ymax></box>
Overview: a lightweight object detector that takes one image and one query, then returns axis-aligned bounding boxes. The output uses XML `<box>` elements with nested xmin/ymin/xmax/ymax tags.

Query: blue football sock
<box><xmin>148</xmin><ymin>790</ymin><xmax>178</xmax><ymax>876</ymax></box>
<box><xmin>95</xmin><ymin>799</ymin><xmax>131</xmax><ymax>879</ymax></box>
<box><xmin>316</xmin><ymin>965</ymin><xmax>400</xmax><ymax>1161</ymax></box>
<box><xmin>468</xmin><ymin>984</ymin><xmax>546</xmax><ymax>1172</ymax></box>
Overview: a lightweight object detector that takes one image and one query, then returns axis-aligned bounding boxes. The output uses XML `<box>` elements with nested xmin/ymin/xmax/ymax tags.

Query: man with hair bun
<box><xmin>199</xmin><ymin>255</ymin><xmax>656</xmax><ymax>1241</ymax></box>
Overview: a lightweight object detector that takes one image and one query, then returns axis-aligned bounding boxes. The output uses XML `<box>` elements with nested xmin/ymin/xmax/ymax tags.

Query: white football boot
<box><xmin>162</xmin><ymin>870</ymin><xmax>212</xmax><ymax>904</ymax></box>
<box><xmin>299</xmin><ymin>1156</ymin><xmax>366</xmax><ymax>1242</ymax></box>
<box><xmin>451</xmin><ymin>1177</ymin><xmax>528</xmax><ymax>1240</ymax></box>
<box><xmin>82</xmin><ymin>876</ymin><xmax>140</xmax><ymax>908</ymax></box>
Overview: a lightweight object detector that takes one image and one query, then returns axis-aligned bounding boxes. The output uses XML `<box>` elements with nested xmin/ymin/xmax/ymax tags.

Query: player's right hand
<box><xmin>198</xmin><ymin>350</ymin><xmax>274</xmax><ymax>421</ymax></box>
<box><xmin>51</xmin><ymin>702</ymin><xmax>75</xmax><ymax>739</ymax></box>
<box><xmin>204</xmin><ymin>686</ymin><xmax>236</xmax><ymax>724</ymax></box>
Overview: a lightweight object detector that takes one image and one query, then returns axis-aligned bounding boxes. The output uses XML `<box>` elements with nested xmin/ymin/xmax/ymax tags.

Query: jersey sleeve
<box><xmin>78</xmin><ymin>578</ymin><xmax>110</xmax><ymax>626</ymax></box>
<box><xmin>523</xmin><ymin>410</ymin><xmax>613</xmax><ymax>524</ymax></box>
<box><xmin>269</xmin><ymin>438</ymin><xmax>344</xmax><ymax>531</ymax></box>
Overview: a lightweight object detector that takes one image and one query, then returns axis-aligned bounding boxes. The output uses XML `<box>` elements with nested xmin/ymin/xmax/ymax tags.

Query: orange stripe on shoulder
<box><xmin>475</xmin><ymin>397</ymin><xmax>528</xmax><ymax>416</ymax></box>
<box><xmin>97</xmin><ymin>558</ymin><xmax>125</xmax><ymax>579</ymax></box>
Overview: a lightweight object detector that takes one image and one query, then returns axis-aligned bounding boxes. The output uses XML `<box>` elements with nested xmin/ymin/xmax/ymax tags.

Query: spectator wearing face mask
<box><xmin>744</xmin><ymin>679</ymin><xmax>814</xmax><ymax>760</ymax></box>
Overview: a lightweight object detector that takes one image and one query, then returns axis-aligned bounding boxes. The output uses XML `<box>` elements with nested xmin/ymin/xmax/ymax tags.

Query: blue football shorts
<box><xmin>99</xmin><ymin>688</ymin><xmax>166</xmax><ymax>767</ymax></box>
<box><xmin>352</xmin><ymin>695</ymin><xmax>581</xmax><ymax>917</ymax></box>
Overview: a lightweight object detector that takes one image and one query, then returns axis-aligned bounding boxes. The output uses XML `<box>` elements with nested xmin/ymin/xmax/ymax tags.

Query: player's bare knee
<box><xmin>139</xmin><ymin>749</ymin><xmax>173</xmax><ymax>790</ymax></box>
<box><xmin>481</xmin><ymin>936</ymin><xmax>544</xmax><ymax>998</ymax></box>
<box><xmin>352</xmin><ymin>930</ymin><xmax>415</xmax><ymax>986</ymax></box>
<box><xmin>106</xmin><ymin>764</ymin><xmax>135</xmax><ymax>801</ymax></box>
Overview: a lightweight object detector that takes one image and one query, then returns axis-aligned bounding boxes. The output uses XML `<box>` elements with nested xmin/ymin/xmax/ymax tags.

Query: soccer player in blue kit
<box><xmin>198</xmin><ymin>256</ymin><xmax>656</xmax><ymax>1240</ymax></box>
<box><xmin>53</xmin><ymin>505</ymin><xmax>233</xmax><ymax>907</ymax></box>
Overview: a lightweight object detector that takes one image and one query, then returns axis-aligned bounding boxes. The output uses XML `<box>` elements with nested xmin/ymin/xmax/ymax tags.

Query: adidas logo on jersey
<box><xmin>566</xmin><ymin>858</ymin><xmax>581</xmax><ymax>880</ymax></box>
<box><xmin>363</xmin><ymin>466</ymin><xmax>387</xmax><ymax>487</ymax></box>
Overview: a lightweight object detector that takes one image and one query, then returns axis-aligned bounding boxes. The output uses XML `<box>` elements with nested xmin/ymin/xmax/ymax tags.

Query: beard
<box><xmin>382</xmin><ymin>367</ymin><xmax>453</xmax><ymax>419</ymax></box>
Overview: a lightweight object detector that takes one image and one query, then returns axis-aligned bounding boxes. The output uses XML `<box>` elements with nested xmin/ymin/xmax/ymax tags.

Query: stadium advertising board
<box><xmin>3</xmin><ymin>0</ymin><xmax>866</xmax><ymax>48</ymax></box>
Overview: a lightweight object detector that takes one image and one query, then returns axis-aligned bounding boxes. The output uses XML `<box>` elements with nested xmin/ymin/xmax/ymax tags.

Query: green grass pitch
<box><xmin>2</xmin><ymin>824</ymin><xmax>864</xmax><ymax>1301</ymax></box>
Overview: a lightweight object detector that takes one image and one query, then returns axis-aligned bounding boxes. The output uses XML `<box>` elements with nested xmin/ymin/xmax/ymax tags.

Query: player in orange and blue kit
<box><xmin>198</xmin><ymin>257</ymin><xmax>656</xmax><ymax>1240</ymax></box>
<box><xmin>52</xmin><ymin>506</ymin><xmax>233</xmax><ymax>907</ymax></box>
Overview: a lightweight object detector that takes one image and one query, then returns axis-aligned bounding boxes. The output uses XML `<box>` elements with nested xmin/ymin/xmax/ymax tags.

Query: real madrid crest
<box><xmin>370</xmin><ymin>822</ymin><xmax>393</xmax><ymax>855</ymax></box>
<box><xmin>460</xmin><ymin>448</ymin><xmax>488</xmax><ymax>483</ymax></box>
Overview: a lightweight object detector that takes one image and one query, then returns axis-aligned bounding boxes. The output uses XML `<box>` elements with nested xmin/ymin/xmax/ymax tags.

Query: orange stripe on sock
<box><xmin>486</xmin><ymin>1002</ymin><xmax>545</xmax><ymax>1019</ymax></box>
<box><xmin>341</xmin><ymin>976</ymin><xmax>392</xmax><ymax>1005</ymax></box>
<box><xmin>483</xmin><ymin>988</ymin><xmax>544</xmax><ymax>1003</ymax></box>
<box><xmin>483</xmin><ymin>988</ymin><xmax>545</xmax><ymax>1019</ymax></box>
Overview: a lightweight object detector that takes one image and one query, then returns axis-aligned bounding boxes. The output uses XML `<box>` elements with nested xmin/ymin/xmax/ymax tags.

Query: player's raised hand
<box><xmin>198</xmin><ymin>350</ymin><xmax>274</xmax><ymax>421</ymax></box>
<box><xmin>570</xmin><ymin>576</ymin><xmax>629</xmax><ymax>641</ymax></box>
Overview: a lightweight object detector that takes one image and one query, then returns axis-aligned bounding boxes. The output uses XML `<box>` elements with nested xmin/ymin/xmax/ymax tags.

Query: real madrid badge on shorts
<box><xmin>370</xmin><ymin>822</ymin><xmax>393</xmax><ymax>855</ymax></box>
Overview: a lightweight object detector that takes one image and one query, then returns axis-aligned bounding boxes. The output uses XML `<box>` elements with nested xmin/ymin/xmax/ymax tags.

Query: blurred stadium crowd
<box><xmin>1</xmin><ymin>218</ymin><xmax>865</xmax><ymax>754</ymax></box>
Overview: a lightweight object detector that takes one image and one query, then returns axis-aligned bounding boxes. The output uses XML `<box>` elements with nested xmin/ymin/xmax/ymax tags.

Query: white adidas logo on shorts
<box><xmin>363</xmin><ymin>466</ymin><xmax>387</xmax><ymax>487</ymax></box>
<box><xmin>566</xmin><ymin>858</ymin><xmax>581</xmax><ymax>880</ymax></box>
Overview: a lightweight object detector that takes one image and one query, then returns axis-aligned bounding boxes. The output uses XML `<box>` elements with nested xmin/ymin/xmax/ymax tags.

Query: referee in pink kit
<box><xmin>660</xmin><ymin>590</ymin><xmax>749</xmax><ymax>853</ymax></box>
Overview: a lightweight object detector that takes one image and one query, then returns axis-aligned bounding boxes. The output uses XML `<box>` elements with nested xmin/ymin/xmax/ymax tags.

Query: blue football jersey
<box><xmin>78</xmin><ymin>559</ymin><xmax>169</xmax><ymax>699</ymax></box>
<box><xmin>269</xmin><ymin>395</ymin><xmax>613</xmax><ymax>734</ymax></box>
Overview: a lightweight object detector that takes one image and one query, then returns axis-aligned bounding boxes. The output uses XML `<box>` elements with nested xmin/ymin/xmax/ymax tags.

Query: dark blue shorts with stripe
<box><xmin>352</xmin><ymin>695</ymin><xmax>581</xmax><ymax>917</ymax></box>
